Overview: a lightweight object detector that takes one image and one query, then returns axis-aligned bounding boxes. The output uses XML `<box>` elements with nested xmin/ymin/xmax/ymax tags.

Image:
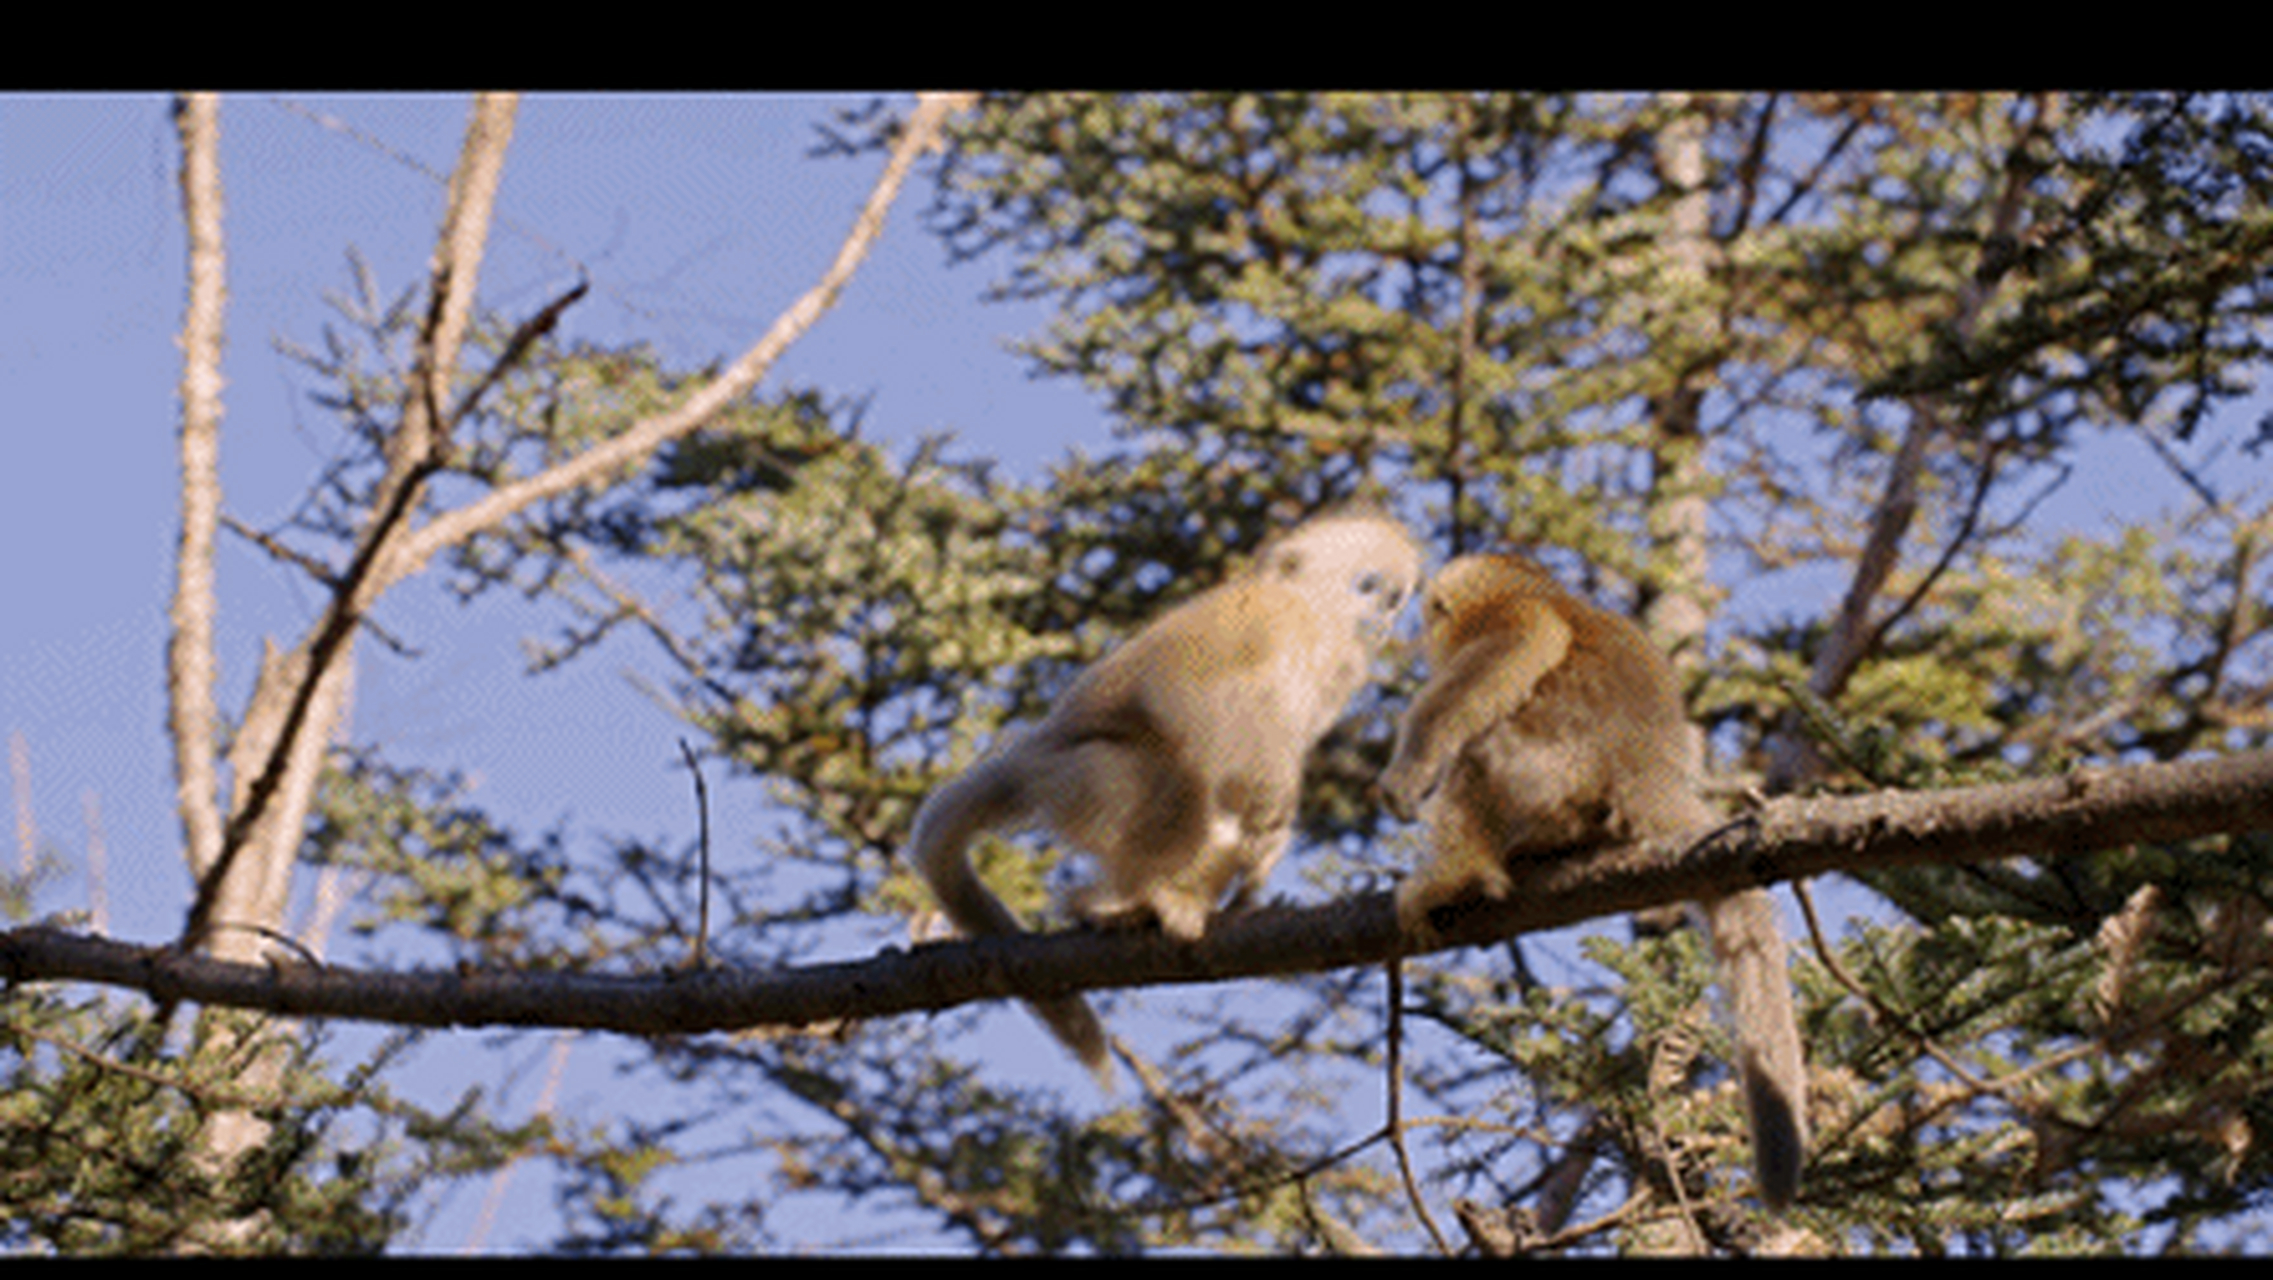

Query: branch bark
<box><xmin>12</xmin><ymin>750</ymin><xmax>2268</xmax><ymax>1040</ymax></box>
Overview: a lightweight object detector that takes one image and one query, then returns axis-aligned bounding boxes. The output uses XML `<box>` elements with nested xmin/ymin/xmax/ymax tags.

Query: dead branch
<box><xmin>387</xmin><ymin>91</ymin><xmax>970</xmax><ymax>584</ymax></box>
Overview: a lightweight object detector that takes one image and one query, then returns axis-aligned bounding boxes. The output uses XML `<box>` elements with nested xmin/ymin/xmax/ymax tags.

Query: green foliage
<box><xmin>0</xmin><ymin>869</ymin><xmax>563</xmax><ymax>1253</ymax></box>
<box><xmin>768</xmin><ymin>91</ymin><xmax>2273</xmax><ymax>1254</ymax></box>
<box><xmin>424</xmin><ymin>92</ymin><xmax>2273</xmax><ymax>1253</ymax></box>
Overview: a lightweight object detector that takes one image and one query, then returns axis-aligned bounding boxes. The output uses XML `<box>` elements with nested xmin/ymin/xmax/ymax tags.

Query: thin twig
<box><xmin>1385</xmin><ymin>957</ymin><xmax>1454</xmax><ymax>1254</ymax></box>
<box><xmin>218</xmin><ymin>514</ymin><xmax>422</xmax><ymax>657</ymax></box>
<box><xmin>10</xmin><ymin>1020</ymin><xmax>279</xmax><ymax>1114</ymax></box>
<box><xmin>1791</xmin><ymin>879</ymin><xmax>2088</xmax><ymax>1127</ymax></box>
<box><xmin>678</xmin><ymin>739</ymin><xmax>711</xmax><ymax>972</ymax></box>
<box><xmin>199</xmin><ymin>920</ymin><xmax>326</xmax><ymax>971</ymax></box>
<box><xmin>447</xmin><ymin>274</ymin><xmax>590</xmax><ymax>430</ymax></box>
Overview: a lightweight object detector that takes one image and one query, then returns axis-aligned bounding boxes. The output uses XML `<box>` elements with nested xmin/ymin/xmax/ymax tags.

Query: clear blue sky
<box><xmin>0</xmin><ymin>92</ymin><xmax>2224</xmax><ymax>1252</ymax></box>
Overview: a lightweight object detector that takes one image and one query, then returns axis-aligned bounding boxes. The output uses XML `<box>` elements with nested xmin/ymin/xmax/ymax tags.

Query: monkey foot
<box><xmin>1395</xmin><ymin>865</ymin><xmax>1514</xmax><ymax>943</ymax></box>
<box><xmin>1067</xmin><ymin>886</ymin><xmax>1212</xmax><ymax>943</ymax></box>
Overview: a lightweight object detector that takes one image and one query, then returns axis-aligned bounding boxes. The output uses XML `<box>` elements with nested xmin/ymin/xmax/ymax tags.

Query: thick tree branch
<box><xmin>8</xmin><ymin>751</ymin><xmax>2269</xmax><ymax>1040</ymax></box>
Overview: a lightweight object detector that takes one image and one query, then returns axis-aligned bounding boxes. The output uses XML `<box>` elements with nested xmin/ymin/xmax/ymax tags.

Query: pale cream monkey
<box><xmin>910</xmin><ymin>507</ymin><xmax>1424</xmax><ymax>1085</ymax></box>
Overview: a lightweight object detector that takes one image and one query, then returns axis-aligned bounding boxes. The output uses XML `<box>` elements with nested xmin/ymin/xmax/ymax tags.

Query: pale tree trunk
<box><xmin>156</xmin><ymin>91</ymin><xmax>972</xmax><ymax>1248</ymax></box>
<box><xmin>188</xmin><ymin>656</ymin><xmax>354</xmax><ymax>1249</ymax></box>
<box><xmin>166</xmin><ymin>85</ymin><xmax>266</xmax><ymax>1253</ymax></box>
<box><xmin>10</xmin><ymin>731</ymin><xmax>35</xmax><ymax>875</ymax></box>
<box><xmin>170</xmin><ymin>90</ymin><xmax>516</xmax><ymax>1249</ymax></box>
<box><xmin>180</xmin><ymin>94</ymin><xmax>517</xmax><ymax>965</ymax></box>
<box><xmin>1625</xmin><ymin>93</ymin><xmax>1722</xmax><ymax>1257</ymax></box>
<box><xmin>1641</xmin><ymin>95</ymin><xmax>1718</xmax><ymax>663</ymax></box>
<box><xmin>204</xmin><ymin>639</ymin><xmax>353</xmax><ymax>964</ymax></box>
<box><xmin>172</xmin><ymin>86</ymin><xmax>968</xmax><ymax>970</ymax></box>
<box><xmin>169</xmin><ymin>92</ymin><xmax>227</xmax><ymax>907</ymax></box>
<box><xmin>1523</xmin><ymin>92</ymin><xmax>1726</xmax><ymax>1251</ymax></box>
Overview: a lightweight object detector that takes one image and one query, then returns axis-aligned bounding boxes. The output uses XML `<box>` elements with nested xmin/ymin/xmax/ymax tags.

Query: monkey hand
<box><xmin>1376</xmin><ymin>749</ymin><xmax>1439</xmax><ymax>823</ymax></box>
<box><xmin>1394</xmin><ymin>851</ymin><xmax>1513</xmax><ymax>942</ymax></box>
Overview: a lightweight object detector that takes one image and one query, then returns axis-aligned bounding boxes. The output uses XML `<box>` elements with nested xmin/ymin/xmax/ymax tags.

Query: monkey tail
<box><xmin>1700</xmin><ymin>887</ymin><xmax>1808</xmax><ymax>1209</ymax></box>
<box><xmin>907</xmin><ymin>748</ymin><xmax>1115</xmax><ymax>1091</ymax></box>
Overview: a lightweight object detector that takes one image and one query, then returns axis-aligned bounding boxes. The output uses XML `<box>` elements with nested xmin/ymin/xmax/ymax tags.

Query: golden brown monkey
<box><xmin>909</xmin><ymin>508</ymin><xmax>1423</xmax><ymax>1087</ymax></box>
<box><xmin>1379</xmin><ymin>551</ymin><xmax>1808</xmax><ymax>1208</ymax></box>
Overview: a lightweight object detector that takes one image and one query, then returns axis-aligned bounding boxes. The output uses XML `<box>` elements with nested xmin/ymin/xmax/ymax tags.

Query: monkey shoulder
<box><xmin>1154</xmin><ymin>577</ymin><xmax>1344</xmax><ymax>678</ymax></box>
<box><xmin>1454</xmin><ymin>595</ymin><xmax>1683</xmax><ymax>747</ymax></box>
<box><xmin>1046</xmin><ymin>578</ymin><xmax>1332</xmax><ymax>744</ymax></box>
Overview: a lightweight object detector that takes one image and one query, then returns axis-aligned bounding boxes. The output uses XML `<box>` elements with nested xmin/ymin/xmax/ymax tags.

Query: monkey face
<box><xmin>1417</xmin><ymin>554</ymin><xmax>1536</xmax><ymax>661</ymax></box>
<box><xmin>1259</xmin><ymin>511</ymin><xmax>1424</xmax><ymax>643</ymax></box>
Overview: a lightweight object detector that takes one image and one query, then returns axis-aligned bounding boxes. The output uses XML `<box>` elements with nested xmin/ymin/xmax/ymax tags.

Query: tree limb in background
<box><xmin>391</xmin><ymin>91</ymin><xmax>973</xmax><ymax>582</ymax></box>
<box><xmin>1765</xmin><ymin>95</ymin><xmax>2062</xmax><ymax>793</ymax></box>
<box><xmin>181</xmin><ymin>93</ymin><xmax>520</xmax><ymax>955</ymax></box>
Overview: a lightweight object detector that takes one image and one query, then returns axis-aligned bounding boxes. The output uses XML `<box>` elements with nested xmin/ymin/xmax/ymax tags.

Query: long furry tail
<box><xmin>1700</xmin><ymin>886</ymin><xmax>1808</xmax><ymax>1208</ymax></box>
<box><xmin>907</xmin><ymin>749</ymin><xmax>1113</xmax><ymax>1089</ymax></box>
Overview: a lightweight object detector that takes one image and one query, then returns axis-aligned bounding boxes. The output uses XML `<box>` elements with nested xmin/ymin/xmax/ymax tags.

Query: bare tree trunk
<box><xmin>181</xmin><ymin>94</ymin><xmax>519</xmax><ymax>961</ymax></box>
<box><xmin>1625</xmin><ymin>93</ymin><xmax>1722</xmax><ymax>1253</ymax></box>
<box><xmin>1641</xmin><ymin>94</ymin><xmax>1717</xmax><ymax>664</ymax></box>
<box><xmin>175</xmin><ymin>90</ymin><xmax>969</xmax><ymax>964</ymax></box>
<box><xmin>9</xmin><ymin>731</ymin><xmax>35</xmax><ymax>875</ymax></box>
<box><xmin>173</xmin><ymin>92</ymin><xmax>516</xmax><ymax>1251</ymax></box>
<box><xmin>169</xmin><ymin>92</ymin><xmax>227</xmax><ymax>903</ymax></box>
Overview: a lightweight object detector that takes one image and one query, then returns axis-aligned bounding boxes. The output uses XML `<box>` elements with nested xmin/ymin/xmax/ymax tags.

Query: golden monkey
<box><xmin>1379</xmin><ymin>552</ymin><xmax>1808</xmax><ymax>1208</ymax></box>
<box><xmin>909</xmin><ymin>508</ymin><xmax>1424</xmax><ymax>1086</ymax></box>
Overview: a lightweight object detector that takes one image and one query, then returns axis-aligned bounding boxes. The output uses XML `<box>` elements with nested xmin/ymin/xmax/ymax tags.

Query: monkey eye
<box><xmin>1356</xmin><ymin>570</ymin><xmax>1410</xmax><ymax>606</ymax></box>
